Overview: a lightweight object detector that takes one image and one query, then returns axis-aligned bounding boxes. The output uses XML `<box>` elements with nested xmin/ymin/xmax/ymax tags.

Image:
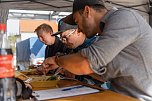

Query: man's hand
<box><xmin>36</xmin><ymin>65</ymin><xmax>50</xmax><ymax>75</ymax></box>
<box><xmin>42</xmin><ymin>56</ymin><xmax>59</xmax><ymax>74</ymax></box>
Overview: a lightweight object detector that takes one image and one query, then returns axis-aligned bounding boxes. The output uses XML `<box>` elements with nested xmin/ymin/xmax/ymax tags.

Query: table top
<box><xmin>16</xmin><ymin>72</ymin><xmax>139</xmax><ymax>101</ymax></box>
<box><xmin>37</xmin><ymin>79</ymin><xmax>139</xmax><ymax>101</ymax></box>
<box><xmin>47</xmin><ymin>90</ymin><xmax>139</xmax><ymax>101</ymax></box>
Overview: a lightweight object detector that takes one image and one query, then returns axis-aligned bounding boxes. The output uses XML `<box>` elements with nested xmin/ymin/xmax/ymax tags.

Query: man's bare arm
<box><xmin>56</xmin><ymin>53</ymin><xmax>94</xmax><ymax>75</ymax></box>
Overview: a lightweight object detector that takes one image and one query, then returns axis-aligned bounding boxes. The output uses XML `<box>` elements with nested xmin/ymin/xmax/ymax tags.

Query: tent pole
<box><xmin>0</xmin><ymin>9</ymin><xmax>9</xmax><ymax>24</ymax></box>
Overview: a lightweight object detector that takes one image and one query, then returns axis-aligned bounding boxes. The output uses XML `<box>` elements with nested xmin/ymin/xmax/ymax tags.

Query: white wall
<box><xmin>20</xmin><ymin>32</ymin><xmax>37</xmax><ymax>41</ymax></box>
<box><xmin>7</xmin><ymin>19</ymin><xmax>20</xmax><ymax>36</ymax></box>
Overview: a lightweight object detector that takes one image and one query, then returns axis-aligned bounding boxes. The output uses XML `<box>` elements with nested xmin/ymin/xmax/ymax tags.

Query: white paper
<box><xmin>33</xmin><ymin>85</ymin><xmax>100</xmax><ymax>100</ymax></box>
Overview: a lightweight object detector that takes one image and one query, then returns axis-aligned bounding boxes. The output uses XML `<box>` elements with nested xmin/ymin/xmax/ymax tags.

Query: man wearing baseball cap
<box><xmin>42</xmin><ymin>0</ymin><xmax>152</xmax><ymax>100</ymax></box>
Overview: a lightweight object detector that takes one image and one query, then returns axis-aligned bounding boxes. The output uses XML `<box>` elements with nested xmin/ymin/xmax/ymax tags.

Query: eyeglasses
<box><xmin>61</xmin><ymin>29</ymin><xmax>76</xmax><ymax>42</ymax></box>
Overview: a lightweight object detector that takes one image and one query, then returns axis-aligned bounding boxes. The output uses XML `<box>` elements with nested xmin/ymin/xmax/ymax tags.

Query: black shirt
<box><xmin>45</xmin><ymin>36</ymin><xmax>71</xmax><ymax>59</ymax></box>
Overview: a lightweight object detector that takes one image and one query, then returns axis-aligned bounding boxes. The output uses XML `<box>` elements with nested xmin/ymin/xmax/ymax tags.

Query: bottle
<box><xmin>0</xmin><ymin>23</ymin><xmax>16</xmax><ymax>101</ymax></box>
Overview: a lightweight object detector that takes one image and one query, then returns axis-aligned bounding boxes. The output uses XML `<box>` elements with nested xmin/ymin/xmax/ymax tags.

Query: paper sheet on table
<box><xmin>33</xmin><ymin>85</ymin><xmax>100</xmax><ymax>100</ymax></box>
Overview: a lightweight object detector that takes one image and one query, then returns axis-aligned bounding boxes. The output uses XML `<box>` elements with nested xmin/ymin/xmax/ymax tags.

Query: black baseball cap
<box><xmin>52</xmin><ymin>19</ymin><xmax>77</xmax><ymax>36</ymax></box>
<box><xmin>61</xmin><ymin>0</ymin><xmax>105</xmax><ymax>25</ymax></box>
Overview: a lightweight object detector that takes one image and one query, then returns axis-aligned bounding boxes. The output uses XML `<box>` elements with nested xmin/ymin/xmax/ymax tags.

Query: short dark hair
<box><xmin>34</xmin><ymin>23</ymin><xmax>53</xmax><ymax>35</ymax></box>
<box><xmin>60</xmin><ymin>0</ymin><xmax>106</xmax><ymax>25</ymax></box>
<box><xmin>73</xmin><ymin>0</ymin><xmax>105</xmax><ymax>13</ymax></box>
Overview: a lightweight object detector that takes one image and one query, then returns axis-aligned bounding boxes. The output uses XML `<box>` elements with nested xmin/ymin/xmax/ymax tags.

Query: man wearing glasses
<box><xmin>52</xmin><ymin>27</ymin><xmax>109</xmax><ymax>88</ymax></box>
<box><xmin>35</xmin><ymin>23</ymin><xmax>104</xmax><ymax>87</ymax></box>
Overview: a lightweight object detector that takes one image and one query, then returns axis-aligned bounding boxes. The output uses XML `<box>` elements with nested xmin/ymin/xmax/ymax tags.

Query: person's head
<box><xmin>51</xmin><ymin>19</ymin><xmax>84</xmax><ymax>49</ymax></box>
<box><xmin>60</xmin><ymin>28</ymin><xmax>86</xmax><ymax>49</ymax></box>
<box><xmin>62</xmin><ymin>0</ymin><xmax>107</xmax><ymax>38</ymax></box>
<box><xmin>34</xmin><ymin>23</ymin><xmax>55</xmax><ymax>45</ymax></box>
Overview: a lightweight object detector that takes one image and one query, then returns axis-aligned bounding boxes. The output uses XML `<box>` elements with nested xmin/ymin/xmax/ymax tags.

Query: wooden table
<box><xmin>47</xmin><ymin>90</ymin><xmax>139</xmax><ymax>101</ymax></box>
<box><xmin>16</xmin><ymin>72</ymin><xmax>139</xmax><ymax>101</ymax></box>
<box><xmin>37</xmin><ymin>79</ymin><xmax>139</xmax><ymax>101</ymax></box>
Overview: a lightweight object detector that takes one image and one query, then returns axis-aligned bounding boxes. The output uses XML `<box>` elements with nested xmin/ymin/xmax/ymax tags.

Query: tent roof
<box><xmin>0</xmin><ymin>0</ymin><xmax>150</xmax><ymax>13</ymax></box>
<box><xmin>0</xmin><ymin>0</ymin><xmax>74</xmax><ymax>12</ymax></box>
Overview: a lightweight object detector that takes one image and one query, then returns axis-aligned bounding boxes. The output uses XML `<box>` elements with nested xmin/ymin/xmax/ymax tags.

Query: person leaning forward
<box><xmin>42</xmin><ymin>0</ymin><xmax>152</xmax><ymax>100</ymax></box>
<box><xmin>34</xmin><ymin>23</ymin><xmax>71</xmax><ymax>59</ymax></box>
<box><xmin>34</xmin><ymin>23</ymin><xmax>71</xmax><ymax>74</ymax></box>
